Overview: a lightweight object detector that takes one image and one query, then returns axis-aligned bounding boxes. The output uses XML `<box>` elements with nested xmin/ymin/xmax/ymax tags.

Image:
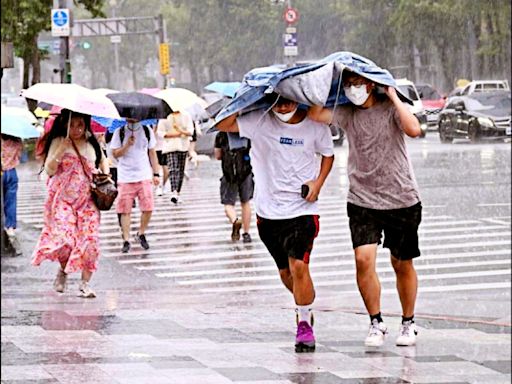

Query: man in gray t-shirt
<box><xmin>308</xmin><ymin>69</ymin><xmax>423</xmax><ymax>348</ymax></box>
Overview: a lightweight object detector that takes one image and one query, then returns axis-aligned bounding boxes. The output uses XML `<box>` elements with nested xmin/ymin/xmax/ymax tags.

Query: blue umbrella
<box><xmin>1</xmin><ymin>107</ymin><xmax>41</xmax><ymax>139</ymax></box>
<box><xmin>92</xmin><ymin>116</ymin><xmax>158</xmax><ymax>133</ymax></box>
<box><xmin>215</xmin><ymin>51</ymin><xmax>413</xmax><ymax>124</ymax></box>
<box><xmin>204</xmin><ymin>82</ymin><xmax>242</xmax><ymax>98</ymax></box>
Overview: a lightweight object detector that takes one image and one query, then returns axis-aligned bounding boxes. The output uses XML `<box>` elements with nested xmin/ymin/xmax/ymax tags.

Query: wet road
<box><xmin>2</xmin><ymin>132</ymin><xmax>510</xmax><ymax>383</ymax></box>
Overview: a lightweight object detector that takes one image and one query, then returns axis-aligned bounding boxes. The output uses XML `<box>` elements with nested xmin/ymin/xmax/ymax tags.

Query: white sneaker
<box><xmin>396</xmin><ymin>321</ymin><xmax>418</xmax><ymax>346</ymax></box>
<box><xmin>78</xmin><ymin>281</ymin><xmax>96</xmax><ymax>298</ymax></box>
<box><xmin>170</xmin><ymin>191</ymin><xmax>178</xmax><ymax>204</ymax></box>
<box><xmin>162</xmin><ymin>182</ymin><xmax>170</xmax><ymax>195</ymax></box>
<box><xmin>365</xmin><ymin>319</ymin><xmax>388</xmax><ymax>347</ymax></box>
<box><xmin>5</xmin><ymin>227</ymin><xmax>15</xmax><ymax>237</ymax></box>
<box><xmin>155</xmin><ymin>185</ymin><xmax>163</xmax><ymax>196</ymax></box>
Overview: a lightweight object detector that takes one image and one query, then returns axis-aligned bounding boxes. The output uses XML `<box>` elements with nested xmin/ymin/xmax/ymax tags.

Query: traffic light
<box><xmin>81</xmin><ymin>41</ymin><xmax>91</xmax><ymax>50</ymax></box>
<box><xmin>159</xmin><ymin>43</ymin><xmax>170</xmax><ymax>75</ymax></box>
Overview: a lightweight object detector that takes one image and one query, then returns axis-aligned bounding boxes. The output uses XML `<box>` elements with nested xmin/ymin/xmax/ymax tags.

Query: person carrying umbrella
<box><xmin>308</xmin><ymin>69</ymin><xmax>423</xmax><ymax>347</ymax></box>
<box><xmin>31</xmin><ymin>109</ymin><xmax>110</xmax><ymax>298</ymax></box>
<box><xmin>216</xmin><ymin>93</ymin><xmax>335</xmax><ymax>353</ymax></box>
<box><xmin>157</xmin><ymin>110</ymin><xmax>194</xmax><ymax>204</ymax></box>
<box><xmin>110</xmin><ymin>118</ymin><xmax>160</xmax><ymax>253</ymax></box>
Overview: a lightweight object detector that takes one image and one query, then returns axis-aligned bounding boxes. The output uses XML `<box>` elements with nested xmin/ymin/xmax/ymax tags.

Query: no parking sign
<box><xmin>283</xmin><ymin>7</ymin><xmax>299</xmax><ymax>24</ymax></box>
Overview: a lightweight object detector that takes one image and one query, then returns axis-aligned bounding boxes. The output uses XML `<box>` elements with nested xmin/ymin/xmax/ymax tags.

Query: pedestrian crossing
<box><xmin>16</xmin><ymin>166</ymin><xmax>511</xmax><ymax>297</ymax></box>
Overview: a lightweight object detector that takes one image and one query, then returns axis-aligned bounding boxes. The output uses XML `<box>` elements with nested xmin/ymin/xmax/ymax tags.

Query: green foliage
<box><xmin>1</xmin><ymin>0</ymin><xmax>105</xmax><ymax>86</ymax></box>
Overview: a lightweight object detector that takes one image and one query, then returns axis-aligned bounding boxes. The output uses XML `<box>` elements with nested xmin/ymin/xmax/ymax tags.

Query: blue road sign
<box><xmin>51</xmin><ymin>9</ymin><xmax>70</xmax><ymax>37</ymax></box>
<box><xmin>52</xmin><ymin>11</ymin><xmax>68</xmax><ymax>27</ymax></box>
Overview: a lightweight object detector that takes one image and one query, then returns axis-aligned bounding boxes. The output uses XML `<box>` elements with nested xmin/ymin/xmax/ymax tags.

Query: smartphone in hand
<box><xmin>301</xmin><ymin>184</ymin><xmax>309</xmax><ymax>199</ymax></box>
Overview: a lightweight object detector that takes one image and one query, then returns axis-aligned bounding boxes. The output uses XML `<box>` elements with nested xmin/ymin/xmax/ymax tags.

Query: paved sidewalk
<box><xmin>2</xmin><ymin>230</ymin><xmax>511</xmax><ymax>384</ymax></box>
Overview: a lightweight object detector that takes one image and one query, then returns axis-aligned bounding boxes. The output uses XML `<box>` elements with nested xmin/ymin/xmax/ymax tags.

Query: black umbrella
<box><xmin>106</xmin><ymin>92</ymin><xmax>173</xmax><ymax>121</ymax></box>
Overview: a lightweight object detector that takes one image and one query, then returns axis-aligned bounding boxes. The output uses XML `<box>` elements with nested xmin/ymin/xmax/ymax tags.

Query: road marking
<box><xmin>199</xmin><ymin>272</ymin><xmax>512</xmax><ymax>293</ymax></box>
<box><xmin>174</xmin><ymin>261</ymin><xmax>511</xmax><ymax>286</ymax></box>
<box><xmin>137</xmin><ymin>248</ymin><xmax>510</xmax><ymax>277</ymax></box>
<box><xmin>147</xmin><ymin>249</ymin><xmax>511</xmax><ymax>275</ymax></box>
<box><xmin>477</xmin><ymin>203</ymin><xmax>511</xmax><ymax>207</ymax></box>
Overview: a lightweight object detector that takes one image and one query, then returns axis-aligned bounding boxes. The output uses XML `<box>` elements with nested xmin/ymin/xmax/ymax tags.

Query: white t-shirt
<box><xmin>110</xmin><ymin>123</ymin><xmax>156</xmax><ymax>183</ymax></box>
<box><xmin>238</xmin><ymin>110</ymin><xmax>334</xmax><ymax>219</ymax></box>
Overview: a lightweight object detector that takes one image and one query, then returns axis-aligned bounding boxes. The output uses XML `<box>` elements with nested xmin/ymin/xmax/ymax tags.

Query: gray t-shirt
<box><xmin>332</xmin><ymin>99</ymin><xmax>420</xmax><ymax>210</ymax></box>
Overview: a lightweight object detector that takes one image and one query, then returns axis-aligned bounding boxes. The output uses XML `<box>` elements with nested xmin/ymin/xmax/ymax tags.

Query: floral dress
<box><xmin>31</xmin><ymin>151</ymin><xmax>100</xmax><ymax>273</ymax></box>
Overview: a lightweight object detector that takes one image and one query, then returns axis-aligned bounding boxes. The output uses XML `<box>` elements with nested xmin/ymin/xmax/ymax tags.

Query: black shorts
<box><xmin>220</xmin><ymin>174</ymin><xmax>254</xmax><ymax>205</ymax></box>
<box><xmin>257</xmin><ymin>215</ymin><xmax>320</xmax><ymax>270</ymax></box>
<box><xmin>347</xmin><ymin>202</ymin><xmax>422</xmax><ymax>260</ymax></box>
<box><xmin>156</xmin><ymin>150</ymin><xmax>167</xmax><ymax>166</ymax></box>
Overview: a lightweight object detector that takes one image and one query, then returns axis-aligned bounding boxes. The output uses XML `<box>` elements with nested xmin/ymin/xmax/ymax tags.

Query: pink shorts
<box><xmin>116</xmin><ymin>180</ymin><xmax>154</xmax><ymax>214</ymax></box>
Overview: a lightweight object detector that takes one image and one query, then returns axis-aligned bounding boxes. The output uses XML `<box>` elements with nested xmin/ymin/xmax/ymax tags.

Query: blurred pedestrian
<box><xmin>1</xmin><ymin>134</ymin><xmax>23</xmax><ymax>241</ymax></box>
<box><xmin>214</xmin><ymin>131</ymin><xmax>254</xmax><ymax>243</ymax></box>
<box><xmin>158</xmin><ymin>111</ymin><xmax>194</xmax><ymax>204</ymax></box>
<box><xmin>188</xmin><ymin>120</ymin><xmax>201</xmax><ymax>169</ymax></box>
<box><xmin>110</xmin><ymin>119</ymin><xmax>160</xmax><ymax>253</ymax></box>
<box><xmin>217</xmin><ymin>94</ymin><xmax>334</xmax><ymax>353</ymax></box>
<box><xmin>154</xmin><ymin>121</ymin><xmax>169</xmax><ymax>196</ymax></box>
<box><xmin>31</xmin><ymin>109</ymin><xmax>109</xmax><ymax>298</ymax></box>
<box><xmin>308</xmin><ymin>69</ymin><xmax>423</xmax><ymax>347</ymax></box>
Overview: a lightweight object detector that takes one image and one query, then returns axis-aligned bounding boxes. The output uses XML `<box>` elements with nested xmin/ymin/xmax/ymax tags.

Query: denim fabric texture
<box><xmin>2</xmin><ymin>168</ymin><xmax>18</xmax><ymax>229</ymax></box>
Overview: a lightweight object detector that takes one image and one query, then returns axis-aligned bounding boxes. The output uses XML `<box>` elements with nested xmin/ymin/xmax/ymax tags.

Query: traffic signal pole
<box><xmin>54</xmin><ymin>0</ymin><xmax>71</xmax><ymax>83</ymax></box>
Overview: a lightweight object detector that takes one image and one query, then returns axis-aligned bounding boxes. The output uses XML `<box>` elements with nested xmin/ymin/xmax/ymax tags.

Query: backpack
<box><xmin>222</xmin><ymin>143</ymin><xmax>252</xmax><ymax>184</ymax></box>
<box><xmin>119</xmin><ymin>125</ymin><xmax>151</xmax><ymax>144</ymax></box>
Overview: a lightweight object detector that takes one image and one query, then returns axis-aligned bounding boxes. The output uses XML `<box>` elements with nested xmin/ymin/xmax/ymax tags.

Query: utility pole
<box><xmin>281</xmin><ymin>0</ymin><xmax>298</xmax><ymax>67</ymax></box>
<box><xmin>109</xmin><ymin>0</ymin><xmax>126</xmax><ymax>89</ymax></box>
<box><xmin>157</xmin><ymin>14</ymin><xmax>168</xmax><ymax>88</ymax></box>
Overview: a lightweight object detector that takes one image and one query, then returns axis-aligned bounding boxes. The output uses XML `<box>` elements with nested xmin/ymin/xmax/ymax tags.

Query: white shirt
<box><xmin>157</xmin><ymin>112</ymin><xmax>194</xmax><ymax>153</ymax></box>
<box><xmin>238</xmin><ymin>110</ymin><xmax>334</xmax><ymax>219</ymax></box>
<box><xmin>110</xmin><ymin>123</ymin><xmax>156</xmax><ymax>183</ymax></box>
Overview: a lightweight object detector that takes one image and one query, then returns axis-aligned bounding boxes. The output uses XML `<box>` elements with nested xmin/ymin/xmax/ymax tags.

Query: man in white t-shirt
<box><xmin>216</xmin><ymin>94</ymin><xmax>334</xmax><ymax>353</ymax></box>
<box><xmin>110</xmin><ymin>120</ymin><xmax>160</xmax><ymax>253</ymax></box>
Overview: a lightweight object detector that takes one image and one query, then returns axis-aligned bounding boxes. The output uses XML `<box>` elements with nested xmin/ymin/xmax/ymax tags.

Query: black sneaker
<box><xmin>121</xmin><ymin>241</ymin><xmax>130</xmax><ymax>253</ymax></box>
<box><xmin>136</xmin><ymin>232</ymin><xmax>150</xmax><ymax>250</ymax></box>
<box><xmin>242</xmin><ymin>233</ymin><xmax>252</xmax><ymax>243</ymax></box>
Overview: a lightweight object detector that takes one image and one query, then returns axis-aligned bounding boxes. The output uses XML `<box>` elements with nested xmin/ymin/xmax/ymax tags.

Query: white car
<box><xmin>395</xmin><ymin>78</ymin><xmax>427</xmax><ymax>137</ymax></box>
<box><xmin>459</xmin><ymin>80</ymin><xmax>509</xmax><ymax>96</ymax></box>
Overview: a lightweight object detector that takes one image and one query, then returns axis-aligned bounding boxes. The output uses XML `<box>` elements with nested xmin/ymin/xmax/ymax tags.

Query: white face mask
<box><xmin>344</xmin><ymin>84</ymin><xmax>370</xmax><ymax>106</ymax></box>
<box><xmin>273</xmin><ymin>107</ymin><xmax>297</xmax><ymax>122</ymax></box>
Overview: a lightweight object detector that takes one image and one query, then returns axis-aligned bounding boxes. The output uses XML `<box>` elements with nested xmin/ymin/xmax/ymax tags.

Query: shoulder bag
<box><xmin>71</xmin><ymin>140</ymin><xmax>118</xmax><ymax>211</ymax></box>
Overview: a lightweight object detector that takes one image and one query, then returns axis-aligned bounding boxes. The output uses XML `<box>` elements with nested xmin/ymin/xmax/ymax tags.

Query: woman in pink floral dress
<box><xmin>32</xmin><ymin>109</ymin><xmax>109</xmax><ymax>298</ymax></box>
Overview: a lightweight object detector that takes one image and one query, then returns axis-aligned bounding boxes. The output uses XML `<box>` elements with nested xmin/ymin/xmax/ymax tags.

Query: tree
<box><xmin>1</xmin><ymin>0</ymin><xmax>105</xmax><ymax>88</ymax></box>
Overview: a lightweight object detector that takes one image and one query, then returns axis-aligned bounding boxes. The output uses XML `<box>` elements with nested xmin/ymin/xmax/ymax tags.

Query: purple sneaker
<box><xmin>295</xmin><ymin>321</ymin><xmax>316</xmax><ymax>353</ymax></box>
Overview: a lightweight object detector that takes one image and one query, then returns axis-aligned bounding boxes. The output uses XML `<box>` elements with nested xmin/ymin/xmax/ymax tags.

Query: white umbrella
<box><xmin>154</xmin><ymin>88</ymin><xmax>208</xmax><ymax>119</ymax></box>
<box><xmin>21</xmin><ymin>83</ymin><xmax>121</xmax><ymax>119</ymax></box>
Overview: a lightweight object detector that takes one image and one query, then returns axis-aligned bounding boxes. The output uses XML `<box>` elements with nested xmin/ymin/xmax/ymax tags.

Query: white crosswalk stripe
<box><xmin>16</xmin><ymin>166</ymin><xmax>511</xmax><ymax>296</ymax></box>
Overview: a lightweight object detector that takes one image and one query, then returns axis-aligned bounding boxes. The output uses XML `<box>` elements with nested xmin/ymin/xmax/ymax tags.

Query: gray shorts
<box><xmin>220</xmin><ymin>174</ymin><xmax>254</xmax><ymax>205</ymax></box>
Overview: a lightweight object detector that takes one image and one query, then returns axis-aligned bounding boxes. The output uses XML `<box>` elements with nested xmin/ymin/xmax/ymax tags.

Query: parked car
<box><xmin>459</xmin><ymin>80</ymin><xmax>509</xmax><ymax>96</ymax></box>
<box><xmin>395</xmin><ymin>78</ymin><xmax>428</xmax><ymax>137</ymax></box>
<box><xmin>416</xmin><ymin>84</ymin><xmax>446</xmax><ymax>130</ymax></box>
<box><xmin>437</xmin><ymin>90</ymin><xmax>511</xmax><ymax>143</ymax></box>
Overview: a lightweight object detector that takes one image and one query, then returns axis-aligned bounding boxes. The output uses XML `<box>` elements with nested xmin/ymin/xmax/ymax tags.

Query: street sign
<box><xmin>51</xmin><ymin>9</ymin><xmax>70</xmax><ymax>37</ymax></box>
<box><xmin>283</xmin><ymin>7</ymin><xmax>299</xmax><ymax>24</ymax></box>
<box><xmin>159</xmin><ymin>43</ymin><xmax>170</xmax><ymax>75</ymax></box>
<box><xmin>283</xmin><ymin>27</ymin><xmax>298</xmax><ymax>57</ymax></box>
<box><xmin>110</xmin><ymin>35</ymin><xmax>121</xmax><ymax>44</ymax></box>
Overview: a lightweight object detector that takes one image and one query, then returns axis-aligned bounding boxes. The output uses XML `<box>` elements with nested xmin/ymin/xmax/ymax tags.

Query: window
<box><xmin>397</xmin><ymin>85</ymin><xmax>419</xmax><ymax>101</ymax></box>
